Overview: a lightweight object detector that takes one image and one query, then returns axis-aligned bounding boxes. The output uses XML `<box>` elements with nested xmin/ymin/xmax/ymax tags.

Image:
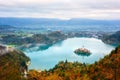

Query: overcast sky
<box><xmin>0</xmin><ymin>0</ymin><xmax>120</xmax><ymax>19</ymax></box>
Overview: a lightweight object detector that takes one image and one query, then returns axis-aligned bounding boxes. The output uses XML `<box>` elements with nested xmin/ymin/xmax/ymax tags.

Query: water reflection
<box><xmin>74</xmin><ymin>52</ymin><xmax>91</xmax><ymax>57</ymax></box>
<box><xmin>18</xmin><ymin>44</ymin><xmax>53</xmax><ymax>52</ymax></box>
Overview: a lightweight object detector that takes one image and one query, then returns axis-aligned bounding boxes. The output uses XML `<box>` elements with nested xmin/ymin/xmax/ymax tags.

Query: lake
<box><xmin>24</xmin><ymin>37</ymin><xmax>115</xmax><ymax>70</ymax></box>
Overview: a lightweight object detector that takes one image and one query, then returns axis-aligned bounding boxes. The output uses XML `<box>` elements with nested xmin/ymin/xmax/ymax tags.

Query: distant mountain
<box><xmin>68</xmin><ymin>18</ymin><xmax>120</xmax><ymax>25</ymax></box>
<box><xmin>102</xmin><ymin>31</ymin><xmax>120</xmax><ymax>45</ymax></box>
<box><xmin>0</xmin><ymin>17</ymin><xmax>120</xmax><ymax>32</ymax></box>
<box><xmin>0</xmin><ymin>17</ymin><xmax>62</xmax><ymax>27</ymax></box>
<box><xmin>0</xmin><ymin>25</ymin><xmax>17</xmax><ymax>34</ymax></box>
<box><xmin>0</xmin><ymin>25</ymin><xmax>16</xmax><ymax>29</ymax></box>
<box><xmin>0</xmin><ymin>45</ymin><xmax>30</xmax><ymax>80</ymax></box>
<box><xmin>0</xmin><ymin>17</ymin><xmax>120</xmax><ymax>27</ymax></box>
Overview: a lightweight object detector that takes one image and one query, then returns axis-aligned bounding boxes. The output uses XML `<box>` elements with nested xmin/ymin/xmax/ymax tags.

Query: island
<box><xmin>74</xmin><ymin>47</ymin><xmax>91</xmax><ymax>56</ymax></box>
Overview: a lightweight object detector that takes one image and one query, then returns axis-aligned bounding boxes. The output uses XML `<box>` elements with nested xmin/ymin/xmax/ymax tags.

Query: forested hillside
<box><xmin>102</xmin><ymin>31</ymin><xmax>120</xmax><ymax>45</ymax></box>
<box><xmin>0</xmin><ymin>45</ymin><xmax>30</xmax><ymax>80</ymax></box>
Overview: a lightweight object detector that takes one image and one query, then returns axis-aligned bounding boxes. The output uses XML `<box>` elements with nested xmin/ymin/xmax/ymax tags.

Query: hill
<box><xmin>0</xmin><ymin>25</ymin><xmax>16</xmax><ymax>29</ymax></box>
<box><xmin>1</xmin><ymin>31</ymin><xmax>66</xmax><ymax>46</ymax></box>
<box><xmin>0</xmin><ymin>25</ymin><xmax>17</xmax><ymax>34</ymax></box>
<box><xmin>0</xmin><ymin>45</ymin><xmax>30</xmax><ymax>80</ymax></box>
<box><xmin>102</xmin><ymin>31</ymin><xmax>120</xmax><ymax>45</ymax></box>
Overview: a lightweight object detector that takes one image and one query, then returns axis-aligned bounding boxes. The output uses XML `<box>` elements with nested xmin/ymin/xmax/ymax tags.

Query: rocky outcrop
<box><xmin>0</xmin><ymin>45</ymin><xmax>14</xmax><ymax>55</ymax></box>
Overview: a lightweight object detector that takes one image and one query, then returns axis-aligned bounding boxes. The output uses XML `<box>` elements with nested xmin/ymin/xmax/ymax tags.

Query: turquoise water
<box><xmin>24</xmin><ymin>37</ymin><xmax>115</xmax><ymax>70</ymax></box>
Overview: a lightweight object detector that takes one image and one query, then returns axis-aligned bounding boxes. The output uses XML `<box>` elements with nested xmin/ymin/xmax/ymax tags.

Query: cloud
<box><xmin>0</xmin><ymin>0</ymin><xmax>120</xmax><ymax>19</ymax></box>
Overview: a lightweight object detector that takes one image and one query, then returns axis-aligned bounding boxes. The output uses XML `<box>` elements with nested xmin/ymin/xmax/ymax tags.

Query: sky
<box><xmin>0</xmin><ymin>0</ymin><xmax>120</xmax><ymax>20</ymax></box>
